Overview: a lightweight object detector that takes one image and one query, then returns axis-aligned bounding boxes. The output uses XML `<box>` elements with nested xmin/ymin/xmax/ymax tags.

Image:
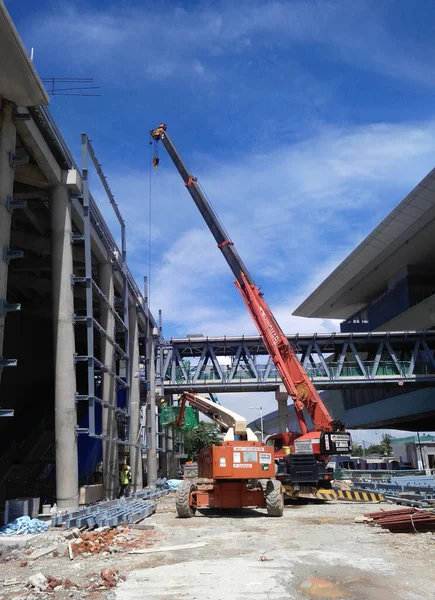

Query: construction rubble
<box><xmin>0</xmin><ymin>489</ymin><xmax>169</xmax><ymax>600</ymax></box>
<box><xmin>0</xmin><ymin>521</ymin><xmax>159</xmax><ymax>599</ymax></box>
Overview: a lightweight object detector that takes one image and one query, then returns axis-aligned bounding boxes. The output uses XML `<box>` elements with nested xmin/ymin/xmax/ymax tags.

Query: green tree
<box><xmin>380</xmin><ymin>433</ymin><xmax>393</xmax><ymax>456</ymax></box>
<box><xmin>351</xmin><ymin>443</ymin><xmax>363</xmax><ymax>457</ymax></box>
<box><xmin>184</xmin><ymin>422</ymin><xmax>223</xmax><ymax>461</ymax></box>
<box><xmin>366</xmin><ymin>444</ymin><xmax>383</xmax><ymax>455</ymax></box>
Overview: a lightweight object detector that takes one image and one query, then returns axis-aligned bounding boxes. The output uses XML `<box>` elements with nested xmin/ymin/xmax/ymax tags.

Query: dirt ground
<box><xmin>1</xmin><ymin>495</ymin><xmax>435</xmax><ymax>600</ymax></box>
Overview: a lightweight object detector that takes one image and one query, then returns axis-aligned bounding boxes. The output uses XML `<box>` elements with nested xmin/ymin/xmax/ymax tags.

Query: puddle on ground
<box><xmin>296</xmin><ymin>574</ymin><xmax>409</xmax><ymax>600</ymax></box>
<box><xmin>298</xmin><ymin>577</ymin><xmax>349</xmax><ymax>598</ymax></box>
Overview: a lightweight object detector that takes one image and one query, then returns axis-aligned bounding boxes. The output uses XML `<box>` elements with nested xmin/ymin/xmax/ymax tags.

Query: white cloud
<box><xmin>21</xmin><ymin>1</ymin><xmax>435</xmax><ymax>87</ymax></box>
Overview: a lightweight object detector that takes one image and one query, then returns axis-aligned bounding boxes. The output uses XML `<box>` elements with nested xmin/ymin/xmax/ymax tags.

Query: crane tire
<box><xmin>265</xmin><ymin>479</ymin><xmax>284</xmax><ymax>517</ymax></box>
<box><xmin>176</xmin><ymin>481</ymin><xmax>197</xmax><ymax>518</ymax></box>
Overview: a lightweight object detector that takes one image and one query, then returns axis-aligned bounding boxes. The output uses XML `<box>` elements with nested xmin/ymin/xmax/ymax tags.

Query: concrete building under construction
<box><xmin>0</xmin><ymin>3</ymin><xmax>179</xmax><ymax>517</ymax></box>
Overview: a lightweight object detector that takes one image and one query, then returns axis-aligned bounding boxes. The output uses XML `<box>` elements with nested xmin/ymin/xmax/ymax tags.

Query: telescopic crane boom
<box><xmin>151</xmin><ymin>124</ymin><xmax>345</xmax><ymax>441</ymax></box>
<box><xmin>150</xmin><ymin>123</ymin><xmax>351</xmax><ymax>474</ymax></box>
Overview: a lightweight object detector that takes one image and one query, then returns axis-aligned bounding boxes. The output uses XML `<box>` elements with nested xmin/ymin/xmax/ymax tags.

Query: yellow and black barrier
<box><xmin>283</xmin><ymin>484</ymin><xmax>384</xmax><ymax>502</ymax></box>
<box><xmin>335</xmin><ymin>488</ymin><xmax>384</xmax><ymax>502</ymax></box>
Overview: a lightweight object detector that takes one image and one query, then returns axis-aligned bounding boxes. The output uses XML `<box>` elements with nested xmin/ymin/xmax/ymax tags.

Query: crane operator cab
<box><xmin>278</xmin><ymin>429</ymin><xmax>352</xmax><ymax>487</ymax></box>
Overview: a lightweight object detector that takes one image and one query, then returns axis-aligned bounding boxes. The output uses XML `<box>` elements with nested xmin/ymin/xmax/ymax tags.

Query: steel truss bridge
<box><xmin>161</xmin><ymin>331</ymin><xmax>435</xmax><ymax>393</ymax></box>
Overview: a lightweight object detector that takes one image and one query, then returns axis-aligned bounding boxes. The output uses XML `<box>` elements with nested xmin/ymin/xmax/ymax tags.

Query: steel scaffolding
<box><xmin>73</xmin><ymin>134</ymin><xmax>133</xmax><ymax>446</ymax></box>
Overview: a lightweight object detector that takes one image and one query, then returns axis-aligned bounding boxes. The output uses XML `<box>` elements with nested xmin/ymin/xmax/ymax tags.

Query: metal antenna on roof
<box><xmin>41</xmin><ymin>77</ymin><xmax>101</xmax><ymax>97</ymax></box>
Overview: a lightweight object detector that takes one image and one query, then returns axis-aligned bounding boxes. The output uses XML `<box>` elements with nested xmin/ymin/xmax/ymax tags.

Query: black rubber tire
<box><xmin>265</xmin><ymin>479</ymin><xmax>284</xmax><ymax>517</ymax></box>
<box><xmin>176</xmin><ymin>481</ymin><xmax>197</xmax><ymax>518</ymax></box>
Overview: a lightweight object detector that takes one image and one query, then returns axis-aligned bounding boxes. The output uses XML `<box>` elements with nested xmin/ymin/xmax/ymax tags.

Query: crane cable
<box><xmin>148</xmin><ymin>137</ymin><xmax>153</xmax><ymax>306</ymax></box>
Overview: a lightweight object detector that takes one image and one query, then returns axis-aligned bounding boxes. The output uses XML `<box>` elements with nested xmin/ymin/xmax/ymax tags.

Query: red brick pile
<box><xmin>43</xmin><ymin>576</ymin><xmax>76</xmax><ymax>593</ymax></box>
<box><xmin>68</xmin><ymin>526</ymin><xmax>158</xmax><ymax>557</ymax></box>
<box><xmin>69</xmin><ymin>528</ymin><xmax>123</xmax><ymax>557</ymax></box>
<box><xmin>99</xmin><ymin>568</ymin><xmax>126</xmax><ymax>588</ymax></box>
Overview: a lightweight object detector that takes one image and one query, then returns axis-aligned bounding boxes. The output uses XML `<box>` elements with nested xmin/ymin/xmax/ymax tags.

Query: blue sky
<box><xmin>6</xmin><ymin>0</ymin><xmax>435</xmax><ymax>425</ymax></box>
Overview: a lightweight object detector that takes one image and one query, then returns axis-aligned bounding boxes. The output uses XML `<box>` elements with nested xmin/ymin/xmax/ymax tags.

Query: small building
<box><xmin>391</xmin><ymin>435</ymin><xmax>435</xmax><ymax>469</ymax></box>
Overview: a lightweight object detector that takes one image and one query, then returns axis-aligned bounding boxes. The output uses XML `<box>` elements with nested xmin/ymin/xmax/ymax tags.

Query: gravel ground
<box><xmin>1</xmin><ymin>496</ymin><xmax>434</xmax><ymax>600</ymax></box>
<box><xmin>117</xmin><ymin>497</ymin><xmax>435</xmax><ymax>600</ymax></box>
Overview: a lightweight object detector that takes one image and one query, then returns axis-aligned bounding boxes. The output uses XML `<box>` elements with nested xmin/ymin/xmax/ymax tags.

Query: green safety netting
<box><xmin>159</xmin><ymin>405</ymin><xmax>199</xmax><ymax>431</ymax></box>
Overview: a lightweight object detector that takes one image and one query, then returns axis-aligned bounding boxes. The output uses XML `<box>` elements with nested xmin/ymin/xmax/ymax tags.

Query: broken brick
<box><xmin>48</xmin><ymin>577</ymin><xmax>62</xmax><ymax>589</ymax></box>
<box><xmin>20</xmin><ymin>561</ymin><xmax>28</xmax><ymax>567</ymax></box>
<box><xmin>63</xmin><ymin>578</ymin><xmax>73</xmax><ymax>590</ymax></box>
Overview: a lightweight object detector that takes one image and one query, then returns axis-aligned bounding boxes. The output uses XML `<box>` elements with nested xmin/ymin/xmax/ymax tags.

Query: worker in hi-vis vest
<box><xmin>119</xmin><ymin>463</ymin><xmax>132</xmax><ymax>497</ymax></box>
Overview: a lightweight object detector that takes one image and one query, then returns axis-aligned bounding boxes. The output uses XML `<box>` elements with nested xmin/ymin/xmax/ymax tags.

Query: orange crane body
<box><xmin>172</xmin><ymin>391</ymin><xmax>282</xmax><ymax>516</ymax></box>
<box><xmin>195</xmin><ymin>441</ymin><xmax>275</xmax><ymax>510</ymax></box>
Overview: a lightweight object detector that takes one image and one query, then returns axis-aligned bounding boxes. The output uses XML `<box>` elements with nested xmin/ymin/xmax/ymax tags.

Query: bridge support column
<box><xmin>129</xmin><ymin>303</ymin><xmax>143</xmax><ymax>492</ymax></box>
<box><xmin>161</xmin><ymin>393</ymin><xmax>178</xmax><ymax>479</ymax></box>
<box><xmin>276</xmin><ymin>385</ymin><xmax>289</xmax><ymax>433</ymax></box>
<box><xmin>99</xmin><ymin>262</ymin><xmax>118</xmax><ymax>498</ymax></box>
<box><xmin>0</xmin><ymin>101</ymin><xmax>16</xmax><ymax>379</ymax></box>
<box><xmin>51</xmin><ymin>183</ymin><xmax>79</xmax><ymax>511</ymax></box>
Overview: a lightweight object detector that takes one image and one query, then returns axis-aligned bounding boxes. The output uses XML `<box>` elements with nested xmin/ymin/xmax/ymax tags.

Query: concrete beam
<box><xmin>13</xmin><ymin>190</ymin><xmax>48</xmax><ymax>200</ymax></box>
<box><xmin>0</xmin><ymin>3</ymin><xmax>49</xmax><ymax>106</ymax></box>
<box><xmin>15</xmin><ymin>111</ymin><xmax>62</xmax><ymax>185</ymax></box>
<box><xmin>13</xmin><ymin>162</ymin><xmax>49</xmax><ymax>189</ymax></box>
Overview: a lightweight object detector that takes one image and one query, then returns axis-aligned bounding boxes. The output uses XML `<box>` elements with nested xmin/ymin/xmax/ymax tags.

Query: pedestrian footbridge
<box><xmin>161</xmin><ymin>331</ymin><xmax>435</xmax><ymax>393</ymax></box>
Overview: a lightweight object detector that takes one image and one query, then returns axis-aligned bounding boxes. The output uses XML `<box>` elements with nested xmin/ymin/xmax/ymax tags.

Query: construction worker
<box><xmin>119</xmin><ymin>463</ymin><xmax>132</xmax><ymax>498</ymax></box>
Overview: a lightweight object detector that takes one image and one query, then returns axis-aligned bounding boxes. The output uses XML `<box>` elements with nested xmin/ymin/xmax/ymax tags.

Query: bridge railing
<box><xmin>165</xmin><ymin>360</ymin><xmax>432</xmax><ymax>384</ymax></box>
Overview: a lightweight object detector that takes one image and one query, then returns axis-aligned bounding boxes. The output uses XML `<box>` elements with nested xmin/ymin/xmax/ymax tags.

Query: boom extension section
<box><xmin>177</xmin><ymin>392</ymin><xmax>257</xmax><ymax>441</ymax></box>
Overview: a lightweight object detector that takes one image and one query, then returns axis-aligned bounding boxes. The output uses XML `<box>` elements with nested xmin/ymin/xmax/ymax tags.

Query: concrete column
<box><xmin>0</xmin><ymin>101</ymin><xmax>16</xmax><ymax>372</ymax></box>
<box><xmin>129</xmin><ymin>303</ymin><xmax>143</xmax><ymax>491</ymax></box>
<box><xmin>146</xmin><ymin>328</ymin><xmax>158</xmax><ymax>487</ymax></box>
<box><xmin>165</xmin><ymin>394</ymin><xmax>179</xmax><ymax>478</ymax></box>
<box><xmin>159</xmin><ymin>393</ymin><xmax>172</xmax><ymax>478</ymax></box>
<box><xmin>276</xmin><ymin>385</ymin><xmax>289</xmax><ymax>433</ymax></box>
<box><xmin>51</xmin><ymin>183</ymin><xmax>79</xmax><ymax>511</ymax></box>
<box><xmin>99</xmin><ymin>261</ymin><xmax>118</xmax><ymax>498</ymax></box>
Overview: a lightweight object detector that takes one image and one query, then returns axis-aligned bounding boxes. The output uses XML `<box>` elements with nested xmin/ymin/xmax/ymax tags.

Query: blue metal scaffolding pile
<box><xmin>358</xmin><ymin>475</ymin><xmax>435</xmax><ymax>508</ymax></box>
<box><xmin>52</xmin><ymin>486</ymin><xmax>169</xmax><ymax>528</ymax></box>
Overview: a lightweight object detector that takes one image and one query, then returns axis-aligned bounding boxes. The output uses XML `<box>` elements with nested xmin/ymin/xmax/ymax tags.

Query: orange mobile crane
<box><xmin>150</xmin><ymin>124</ymin><xmax>352</xmax><ymax>491</ymax></box>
